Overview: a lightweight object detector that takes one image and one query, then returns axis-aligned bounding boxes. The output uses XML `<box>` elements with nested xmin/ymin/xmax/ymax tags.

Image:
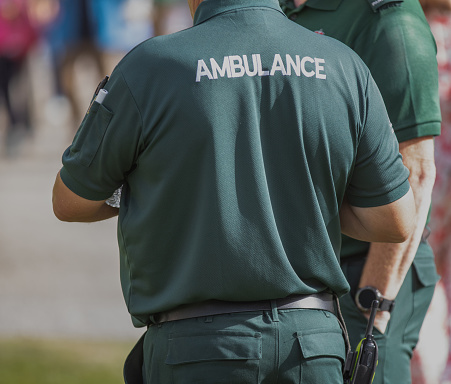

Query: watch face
<box><xmin>358</xmin><ymin>288</ymin><xmax>378</xmax><ymax>310</ymax></box>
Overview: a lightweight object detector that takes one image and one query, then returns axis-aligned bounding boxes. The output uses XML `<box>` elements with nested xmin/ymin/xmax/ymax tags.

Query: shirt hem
<box><xmin>60</xmin><ymin>166</ymin><xmax>113</xmax><ymax>201</ymax></box>
<box><xmin>347</xmin><ymin>178</ymin><xmax>410</xmax><ymax>208</ymax></box>
<box><xmin>395</xmin><ymin>121</ymin><xmax>441</xmax><ymax>143</ymax></box>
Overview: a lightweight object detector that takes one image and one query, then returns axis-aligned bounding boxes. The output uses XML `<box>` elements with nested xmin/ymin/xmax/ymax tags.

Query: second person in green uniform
<box><xmin>280</xmin><ymin>0</ymin><xmax>442</xmax><ymax>383</ymax></box>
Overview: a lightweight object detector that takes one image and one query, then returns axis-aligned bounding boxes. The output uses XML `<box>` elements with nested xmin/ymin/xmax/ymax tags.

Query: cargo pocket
<box><xmin>403</xmin><ymin>241</ymin><xmax>440</xmax><ymax>346</ymax></box>
<box><xmin>412</xmin><ymin>241</ymin><xmax>440</xmax><ymax>288</ymax></box>
<box><xmin>297</xmin><ymin>328</ymin><xmax>345</xmax><ymax>383</ymax></box>
<box><xmin>71</xmin><ymin>102</ymin><xmax>113</xmax><ymax>167</ymax></box>
<box><xmin>165</xmin><ymin>331</ymin><xmax>261</xmax><ymax>384</ymax></box>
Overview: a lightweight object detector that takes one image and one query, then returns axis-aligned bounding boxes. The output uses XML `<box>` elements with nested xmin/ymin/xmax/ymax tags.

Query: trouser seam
<box><xmin>274</xmin><ymin>314</ymin><xmax>280</xmax><ymax>383</ymax></box>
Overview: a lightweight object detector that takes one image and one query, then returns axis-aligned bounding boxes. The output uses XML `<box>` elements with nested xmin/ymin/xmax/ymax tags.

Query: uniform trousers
<box><xmin>340</xmin><ymin>240</ymin><xmax>439</xmax><ymax>384</ymax></box>
<box><xmin>141</xmin><ymin>305</ymin><xmax>346</xmax><ymax>384</ymax></box>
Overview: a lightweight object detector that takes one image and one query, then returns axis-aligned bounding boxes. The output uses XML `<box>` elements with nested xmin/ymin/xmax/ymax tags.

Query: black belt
<box><xmin>152</xmin><ymin>292</ymin><xmax>335</xmax><ymax>324</ymax></box>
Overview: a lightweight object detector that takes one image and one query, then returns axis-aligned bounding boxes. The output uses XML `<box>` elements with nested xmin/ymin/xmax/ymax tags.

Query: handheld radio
<box><xmin>343</xmin><ymin>300</ymin><xmax>379</xmax><ymax>384</ymax></box>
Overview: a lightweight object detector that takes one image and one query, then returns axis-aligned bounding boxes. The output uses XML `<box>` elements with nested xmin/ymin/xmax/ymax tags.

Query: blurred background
<box><xmin>0</xmin><ymin>0</ymin><xmax>450</xmax><ymax>383</ymax></box>
<box><xmin>0</xmin><ymin>0</ymin><xmax>190</xmax><ymax>382</ymax></box>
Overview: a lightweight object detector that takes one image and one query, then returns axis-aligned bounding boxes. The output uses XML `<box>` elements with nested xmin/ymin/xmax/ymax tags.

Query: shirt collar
<box><xmin>194</xmin><ymin>0</ymin><xmax>287</xmax><ymax>26</ymax></box>
<box><xmin>305</xmin><ymin>0</ymin><xmax>343</xmax><ymax>10</ymax></box>
<box><xmin>280</xmin><ymin>0</ymin><xmax>343</xmax><ymax>15</ymax></box>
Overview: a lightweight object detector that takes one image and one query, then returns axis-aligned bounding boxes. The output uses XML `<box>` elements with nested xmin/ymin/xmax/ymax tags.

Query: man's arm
<box><xmin>340</xmin><ymin>188</ymin><xmax>415</xmax><ymax>244</ymax></box>
<box><xmin>52</xmin><ymin>171</ymin><xmax>119</xmax><ymax>222</ymax></box>
<box><xmin>358</xmin><ymin>137</ymin><xmax>436</xmax><ymax>332</ymax></box>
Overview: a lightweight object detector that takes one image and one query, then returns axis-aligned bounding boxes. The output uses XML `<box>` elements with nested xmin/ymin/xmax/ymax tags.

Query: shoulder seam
<box><xmin>367</xmin><ymin>0</ymin><xmax>403</xmax><ymax>13</ymax></box>
<box><xmin>117</xmin><ymin>67</ymin><xmax>145</xmax><ymax>147</ymax></box>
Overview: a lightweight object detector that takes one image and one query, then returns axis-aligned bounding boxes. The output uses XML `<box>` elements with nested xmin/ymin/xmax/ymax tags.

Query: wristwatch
<box><xmin>355</xmin><ymin>286</ymin><xmax>395</xmax><ymax>313</ymax></box>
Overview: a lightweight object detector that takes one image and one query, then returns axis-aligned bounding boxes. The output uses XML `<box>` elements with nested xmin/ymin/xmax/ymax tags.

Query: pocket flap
<box><xmin>165</xmin><ymin>331</ymin><xmax>262</xmax><ymax>365</ymax></box>
<box><xmin>413</xmin><ymin>243</ymin><xmax>440</xmax><ymax>287</ymax></box>
<box><xmin>71</xmin><ymin>102</ymin><xmax>114</xmax><ymax>167</ymax></box>
<box><xmin>297</xmin><ymin>329</ymin><xmax>345</xmax><ymax>361</ymax></box>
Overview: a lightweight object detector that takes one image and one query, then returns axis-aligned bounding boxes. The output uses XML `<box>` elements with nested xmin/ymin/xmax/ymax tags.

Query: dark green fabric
<box><xmin>280</xmin><ymin>0</ymin><xmax>441</xmax><ymax>258</ymax></box>
<box><xmin>283</xmin><ymin>3</ymin><xmax>441</xmax><ymax>383</ymax></box>
<box><xmin>340</xmin><ymin>241</ymin><xmax>439</xmax><ymax>384</ymax></box>
<box><xmin>123</xmin><ymin>332</ymin><xmax>146</xmax><ymax>384</ymax></box>
<box><xmin>61</xmin><ymin>0</ymin><xmax>410</xmax><ymax>327</ymax></box>
<box><xmin>142</xmin><ymin>309</ymin><xmax>345</xmax><ymax>383</ymax></box>
<box><xmin>165</xmin><ymin>332</ymin><xmax>262</xmax><ymax>364</ymax></box>
<box><xmin>366</xmin><ymin>0</ymin><xmax>403</xmax><ymax>13</ymax></box>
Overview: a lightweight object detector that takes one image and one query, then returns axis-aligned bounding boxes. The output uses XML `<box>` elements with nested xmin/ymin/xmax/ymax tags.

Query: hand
<box><xmin>363</xmin><ymin>310</ymin><xmax>391</xmax><ymax>334</ymax></box>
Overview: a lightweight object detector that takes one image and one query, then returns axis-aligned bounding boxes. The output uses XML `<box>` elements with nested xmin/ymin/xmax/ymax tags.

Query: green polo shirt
<box><xmin>60</xmin><ymin>0</ymin><xmax>409</xmax><ymax>327</ymax></box>
<box><xmin>281</xmin><ymin>0</ymin><xmax>441</xmax><ymax>257</ymax></box>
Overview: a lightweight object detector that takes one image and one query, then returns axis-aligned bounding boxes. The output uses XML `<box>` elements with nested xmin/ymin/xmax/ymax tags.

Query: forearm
<box><xmin>360</xmin><ymin>240</ymin><xmax>422</xmax><ymax>300</ymax></box>
<box><xmin>356</xmin><ymin>184</ymin><xmax>433</xmax><ymax>332</ymax></box>
<box><xmin>54</xmin><ymin>201</ymin><xmax>119</xmax><ymax>223</ymax></box>
<box><xmin>360</xmin><ymin>197</ymin><xmax>432</xmax><ymax>296</ymax></box>
<box><xmin>355</xmin><ymin>137</ymin><xmax>435</xmax><ymax>333</ymax></box>
<box><xmin>358</xmin><ymin>137</ymin><xmax>436</xmax><ymax>299</ymax></box>
<box><xmin>359</xmin><ymin>176</ymin><xmax>434</xmax><ymax>300</ymax></box>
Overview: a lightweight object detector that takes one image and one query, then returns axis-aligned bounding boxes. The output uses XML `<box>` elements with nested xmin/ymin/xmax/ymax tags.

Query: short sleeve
<box><xmin>353</xmin><ymin>8</ymin><xmax>441</xmax><ymax>142</ymax></box>
<box><xmin>347</xmin><ymin>73</ymin><xmax>410</xmax><ymax>208</ymax></box>
<box><xmin>60</xmin><ymin>68</ymin><xmax>143</xmax><ymax>200</ymax></box>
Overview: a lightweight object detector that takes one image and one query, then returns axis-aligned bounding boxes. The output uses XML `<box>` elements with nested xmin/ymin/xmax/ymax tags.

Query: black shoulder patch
<box><xmin>367</xmin><ymin>0</ymin><xmax>403</xmax><ymax>12</ymax></box>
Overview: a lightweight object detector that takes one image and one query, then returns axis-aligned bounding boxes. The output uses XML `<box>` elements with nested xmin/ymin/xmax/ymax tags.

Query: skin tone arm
<box><xmin>340</xmin><ymin>188</ymin><xmax>415</xmax><ymax>244</ymax></box>
<box><xmin>358</xmin><ymin>137</ymin><xmax>436</xmax><ymax>333</ymax></box>
<box><xmin>52</xmin><ymin>171</ymin><xmax>119</xmax><ymax>222</ymax></box>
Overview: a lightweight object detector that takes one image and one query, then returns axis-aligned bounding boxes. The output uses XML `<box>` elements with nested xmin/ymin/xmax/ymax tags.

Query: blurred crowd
<box><xmin>0</xmin><ymin>0</ymin><xmax>191</xmax><ymax>156</ymax></box>
<box><xmin>1</xmin><ymin>0</ymin><xmax>451</xmax><ymax>383</ymax></box>
<box><xmin>413</xmin><ymin>3</ymin><xmax>451</xmax><ymax>383</ymax></box>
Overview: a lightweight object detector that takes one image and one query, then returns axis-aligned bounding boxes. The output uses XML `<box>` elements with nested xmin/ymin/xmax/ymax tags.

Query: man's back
<box><xmin>53</xmin><ymin>0</ymin><xmax>416</xmax><ymax>382</ymax></box>
<box><xmin>60</xmin><ymin>0</ymin><xmax>409</xmax><ymax>325</ymax></box>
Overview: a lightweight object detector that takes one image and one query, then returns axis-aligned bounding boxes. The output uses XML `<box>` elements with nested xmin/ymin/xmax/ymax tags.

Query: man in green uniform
<box><xmin>279</xmin><ymin>1</ymin><xmax>441</xmax><ymax>383</ymax></box>
<box><xmin>52</xmin><ymin>0</ymin><xmax>416</xmax><ymax>382</ymax></box>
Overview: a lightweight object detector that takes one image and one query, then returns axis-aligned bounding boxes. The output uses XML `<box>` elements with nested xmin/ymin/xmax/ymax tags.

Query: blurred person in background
<box><xmin>41</xmin><ymin>0</ymin><xmax>151</xmax><ymax>129</ymax></box>
<box><xmin>411</xmin><ymin>1</ymin><xmax>451</xmax><ymax>383</ymax></box>
<box><xmin>0</xmin><ymin>0</ymin><xmax>38</xmax><ymax>156</ymax></box>
<box><xmin>152</xmin><ymin>0</ymin><xmax>179</xmax><ymax>36</ymax></box>
<box><xmin>152</xmin><ymin>0</ymin><xmax>191</xmax><ymax>36</ymax></box>
<box><xmin>40</xmin><ymin>0</ymin><xmax>106</xmax><ymax>128</ymax></box>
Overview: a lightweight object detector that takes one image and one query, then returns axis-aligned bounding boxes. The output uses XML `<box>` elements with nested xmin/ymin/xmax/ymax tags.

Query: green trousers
<box><xmin>340</xmin><ymin>240</ymin><xmax>439</xmax><ymax>384</ymax></box>
<box><xmin>139</xmin><ymin>307</ymin><xmax>346</xmax><ymax>383</ymax></box>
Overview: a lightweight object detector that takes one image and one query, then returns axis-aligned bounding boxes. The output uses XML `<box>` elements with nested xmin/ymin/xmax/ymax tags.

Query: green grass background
<box><xmin>0</xmin><ymin>338</ymin><xmax>135</xmax><ymax>384</ymax></box>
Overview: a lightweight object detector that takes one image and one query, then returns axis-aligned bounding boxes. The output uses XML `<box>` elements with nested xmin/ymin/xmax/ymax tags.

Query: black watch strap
<box><xmin>379</xmin><ymin>298</ymin><xmax>395</xmax><ymax>313</ymax></box>
<box><xmin>355</xmin><ymin>286</ymin><xmax>396</xmax><ymax>313</ymax></box>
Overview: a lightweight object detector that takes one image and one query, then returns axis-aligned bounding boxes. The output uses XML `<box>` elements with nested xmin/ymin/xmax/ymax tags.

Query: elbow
<box><xmin>427</xmin><ymin>162</ymin><xmax>436</xmax><ymax>184</ymax></box>
<box><xmin>402</xmin><ymin>213</ymin><xmax>416</xmax><ymax>241</ymax></box>
<box><xmin>384</xmin><ymin>192</ymin><xmax>417</xmax><ymax>243</ymax></box>
<box><xmin>389</xmin><ymin>164</ymin><xmax>436</xmax><ymax>243</ymax></box>
<box><xmin>420</xmin><ymin>162</ymin><xmax>436</xmax><ymax>192</ymax></box>
<box><xmin>53</xmin><ymin>205</ymin><xmax>74</xmax><ymax>222</ymax></box>
<box><xmin>374</xmin><ymin>217</ymin><xmax>414</xmax><ymax>243</ymax></box>
<box><xmin>372</xmin><ymin>220</ymin><xmax>413</xmax><ymax>243</ymax></box>
<box><xmin>52</xmin><ymin>199</ymin><xmax>78</xmax><ymax>222</ymax></box>
<box><xmin>388</xmin><ymin>220</ymin><xmax>414</xmax><ymax>243</ymax></box>
<box><xmin>412</xmin><ymin>161</ymin><xmax>436</xmax><ymax>193</ymax></box>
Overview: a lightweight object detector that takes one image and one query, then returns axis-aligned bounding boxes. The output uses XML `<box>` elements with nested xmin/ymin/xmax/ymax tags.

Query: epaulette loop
<box><xmin>367</xmin><ymin>0</ymin><xmax>403</xmax><ymax>13</ymax></box>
